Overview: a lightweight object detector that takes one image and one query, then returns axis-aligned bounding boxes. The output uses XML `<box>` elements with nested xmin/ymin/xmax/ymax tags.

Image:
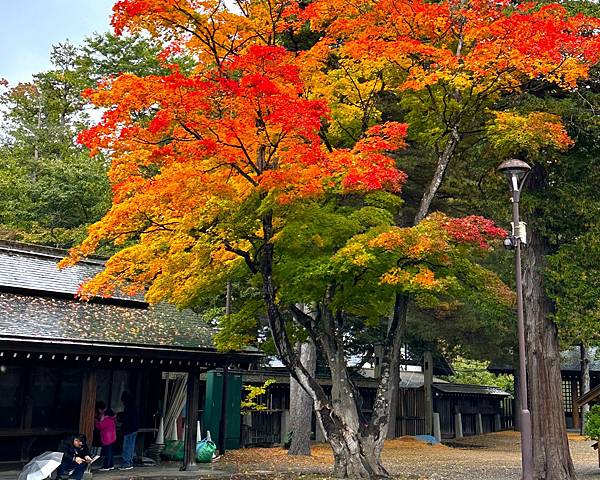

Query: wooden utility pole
<box><xmin>424</xmin><ymin>351</ymin><xmax>433</xmax><ymax>435</ymax></box>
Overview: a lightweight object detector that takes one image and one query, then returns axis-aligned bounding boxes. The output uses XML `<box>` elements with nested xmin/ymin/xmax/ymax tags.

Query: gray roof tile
<box><xmin>433</xmin><ymin>383</ymin><xmax>510</xmax><ymax>396</ymax></box>
<box><xmin>0</xmin><ymin>241</ymin><xmax>214</xmax><ymax>348</ymax></box>
<box><xmin>490</xmin><ymin>347</ymin><xmax>600</xmax><ymax>373</ymax></box>
<box><xmin>0</xmin><ymin>291</ymin><xmax>213</xmax><ymax>348</ymax></box>
<box><xmin>0</xmin><ymin>240</ymin><xmax>140</xmax><ymax>302</ymax></box>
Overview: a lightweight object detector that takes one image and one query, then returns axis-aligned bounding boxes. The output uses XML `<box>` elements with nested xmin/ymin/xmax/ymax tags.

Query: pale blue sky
<box><xmin>0</xmin><ymin>0</ymin><xmax>115</xmax><ymax>85</ymax></box>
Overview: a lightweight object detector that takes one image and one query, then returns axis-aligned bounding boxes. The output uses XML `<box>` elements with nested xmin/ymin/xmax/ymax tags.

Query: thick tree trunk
<box><xmin>315</xmin><ymin>351</ymin><xmax>389</xmax><ymax>479</ymax></box>
<box><xmin>289</xmin><ymin>340</ymin><xmax>316</xmax><ymax>456</ymax></box>
<box><xmin>324</xmin><ymin>424</ymin><xmax>387</xmax><ymax>479</ymax></box>
<box><xmin>259</xmin><ymin>213</ymin><xmax>405</xmax><ymax>478</ymax></box>
<box><xmin>523</xmin><ymin>225</ymin><xmax>575</xmax><ymax>480</ymax></box>
<box><xmin>581</xmin><ymin>344</ymin><xmax>591</xmax><ymax>433</ymax></box>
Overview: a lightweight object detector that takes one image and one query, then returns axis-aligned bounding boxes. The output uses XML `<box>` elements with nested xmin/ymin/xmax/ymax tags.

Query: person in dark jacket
<box><xmin>118</xmin><ymin>391</ymin><xmax>139</xmax><ymax>470</ymax></box>
<box><xmin>56</xmin><ymin>434</ymin><xmax>92</xmax><ymax>480</ymax></box>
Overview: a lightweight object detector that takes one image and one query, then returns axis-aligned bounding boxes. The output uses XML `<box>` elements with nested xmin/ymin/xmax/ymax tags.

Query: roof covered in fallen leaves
<box><xmin>433</xmin><ymin>383</ymin><xmax>510</xmax><ymax>397</ymax></box>
<box><xmin>0</xmin><ymin>291</ymin><xmax>213</xmax><ymax>347</ymax></box>
<box><xmin>0</xmin><ymin>241</ymin><xmax>214</xmax><ymax>348</ymax></box>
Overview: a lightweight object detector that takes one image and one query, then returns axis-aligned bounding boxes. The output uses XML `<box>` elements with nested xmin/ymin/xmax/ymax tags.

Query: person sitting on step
<box><xmin>56</xmin><ymin>434</ymin><xmax>92</xmax><ymax>480</ymax></box>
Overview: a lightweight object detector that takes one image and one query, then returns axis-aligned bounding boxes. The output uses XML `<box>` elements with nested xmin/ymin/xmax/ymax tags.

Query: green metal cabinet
<box><xmin>202</xmin><ymin>370</ymin><xmax>242</xmax><ymax>449</ymax></box>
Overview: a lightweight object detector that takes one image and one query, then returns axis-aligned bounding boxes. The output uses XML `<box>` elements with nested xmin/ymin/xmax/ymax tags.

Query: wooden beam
<box><xmin>79</xmin><ymin>370</ymin><xmax>97</xmax><ymax>443</ymax></box>
<box><xmin>576</xmin><ymin>383</ymin><xmax>600</xmax><ymax>408</ymax></box>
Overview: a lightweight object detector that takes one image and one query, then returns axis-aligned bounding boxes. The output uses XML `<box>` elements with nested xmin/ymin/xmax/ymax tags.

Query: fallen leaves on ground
<box><xmin>219</xmin><ymin>431</ymin><xmax>599</xmax><ymax>480</ymax></box>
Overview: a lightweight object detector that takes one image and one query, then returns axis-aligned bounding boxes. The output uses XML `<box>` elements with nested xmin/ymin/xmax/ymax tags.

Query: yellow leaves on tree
<box><xmin>241</xmin><ymin>379</ymin><xmax>276</xmax><ymax>412</ymax></box>
<box><xmin>487</xmin><ymin>111</ymin><xmax>574</xmax><ymax>157</ymax></box>
<box><xmin>334</xmin><ymin>212</ymin><xmax>508</xmax><ymax>297</ymax></box>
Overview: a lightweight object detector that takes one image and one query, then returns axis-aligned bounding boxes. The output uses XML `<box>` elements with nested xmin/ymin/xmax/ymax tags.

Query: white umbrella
<box><xmin>18</xmin><ymin>452</ymin><xmax>64</xmax><ymax>480</ymax></box>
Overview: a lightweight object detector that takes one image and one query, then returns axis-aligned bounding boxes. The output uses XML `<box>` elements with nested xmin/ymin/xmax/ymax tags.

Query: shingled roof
<box><xmin>0</xmin><ymin>240</ymin><xmax>142</xmax><ymax>303</ymax></box>
<box><xmin>560</xmin><ymin>347</ymin><xmax>600</xmax><ymax>373</ymax></box>
<box><xmin>0</xmin><ymin>241</ymin><xmax>214</xmax><ymax>348</ymax></box>
<box><xmin>489</xmin><ymin>347</ymin><xmax>600</xmax><ymax>374</ymax></box>
<box><xmin>433</xmin><ymin>383</ymin><xmax>510</xmax><ymax>397</ymax></box>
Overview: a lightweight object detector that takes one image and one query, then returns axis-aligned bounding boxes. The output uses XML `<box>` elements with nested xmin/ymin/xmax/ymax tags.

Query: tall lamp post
<box><xmin>498</xmin><ymin>159</ymin><xmax>533</xmax><ymax>480</ymax></box>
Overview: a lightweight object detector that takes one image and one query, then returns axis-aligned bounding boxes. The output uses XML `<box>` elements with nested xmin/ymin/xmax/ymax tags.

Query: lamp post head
<box><xmin>498</xmin><ymin>158</ymin><xmax>531</xmax><ymax>195</ymax></box>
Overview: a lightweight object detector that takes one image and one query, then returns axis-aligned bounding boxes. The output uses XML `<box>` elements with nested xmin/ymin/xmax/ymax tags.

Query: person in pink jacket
<box><xmin>95</xmin><ymin>401</ymin><xmax>117</xmax><ymax>471</ymax></box>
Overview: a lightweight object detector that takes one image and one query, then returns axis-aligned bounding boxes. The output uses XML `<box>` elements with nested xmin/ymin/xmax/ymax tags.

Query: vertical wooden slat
<box><xmin>79</xmin><ymin>369</ymin><xmax>97</xmax><ymax>442</ymax></box>
<box><xmin>218</xmin><ymin>366</ymin><xmax>229</xmax><ymax>455</ymax></box>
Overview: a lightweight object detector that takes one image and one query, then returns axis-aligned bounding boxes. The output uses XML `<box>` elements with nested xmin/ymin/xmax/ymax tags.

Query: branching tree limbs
<box><xmin>63</xmin><ymin>1</ymin><xmax>599</xmax><ymax>478</ymax></box>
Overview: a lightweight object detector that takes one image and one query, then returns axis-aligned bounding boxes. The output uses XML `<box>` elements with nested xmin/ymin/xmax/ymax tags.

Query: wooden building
<box><xmin>395</xmin><ymin>371</ymin><xmax>510</xmax><ymax>438</ymax></box>
<box><xmin>0</xmin><ymin>239</ymin><xmax>511</xmax><ymax>467</ymax></box>
<box><xmin>490</xmin><ymin>347</ymin><xmax>600</xmax><ymax>430</ymax></box>
<box><xmin>0</xmin><ymin>241</ymin><xmax>262</xmax><ymax>467</ymax></box>
<box><xmin>239</xmin><ymin>366</ymin><xmax>511</xmax><ymax>445</ymax></box>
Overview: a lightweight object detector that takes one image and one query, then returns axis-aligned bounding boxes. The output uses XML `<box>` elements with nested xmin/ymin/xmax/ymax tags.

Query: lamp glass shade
<box><xmin>497</xmin><ymin>159</ymin><xmax>531</xmax><ymax>193</ymax></box>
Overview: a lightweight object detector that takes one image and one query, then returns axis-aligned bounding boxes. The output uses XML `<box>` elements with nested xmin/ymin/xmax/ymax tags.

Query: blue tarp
<box><xmin>414</xmin><ymin>434</ymin><xmax>440</xmax><ymax>445</ymax></box>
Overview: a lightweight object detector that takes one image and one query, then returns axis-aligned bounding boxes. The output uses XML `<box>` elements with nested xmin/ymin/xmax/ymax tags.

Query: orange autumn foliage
<box><xmin>63</xmin><ymin>37</ymin><xmax>408</xmax><ymax>299</ymax></box>
<box><xmin>64</xmin><ymin>0</ymin><xmax>599</xmax><ymax>305</ymax></box>
<box><xmin>297</xmin><ymin>0</ymin><xmax>600</xmax><ymax>152</ymax></box>
<box><xmin>301</xmin><ymin>0</ymin><xmax>600</xmax><ymax>92</ymax></box>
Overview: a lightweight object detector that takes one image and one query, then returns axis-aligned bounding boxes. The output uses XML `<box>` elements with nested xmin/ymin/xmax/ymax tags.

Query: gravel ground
<box><xmin>223</xmin><ymin>431</ymin><xmax>600</xmax><ymax>479</ymax></box>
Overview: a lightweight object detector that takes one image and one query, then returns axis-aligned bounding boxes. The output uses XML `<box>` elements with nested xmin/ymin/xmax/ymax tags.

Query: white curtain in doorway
<box><xmin>164</xmin><ymin>373</ymin><xmax>187</xmax><ymax>441</ymax></box>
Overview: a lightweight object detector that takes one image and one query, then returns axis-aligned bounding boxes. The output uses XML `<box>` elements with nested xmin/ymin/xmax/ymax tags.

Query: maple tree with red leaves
<box><xmin>63</xmin><ymin>0</ymin><xmax>600</xmax><ymax>478</ymax></box>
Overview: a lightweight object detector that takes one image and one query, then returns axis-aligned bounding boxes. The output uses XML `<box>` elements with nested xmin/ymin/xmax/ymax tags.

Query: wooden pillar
<box><xmin>475</xmin><ymin>413</ymin><xmax>483</xmax><ymax>435</ymax></box>
<box><xmin>279</xmin><ymin>410</ymin><xmax>289</xmax><ymax>446</ymax></box>
<box><xmin>572</xmin><ymin>378</ymin><xmax>581</xmax><ymax>430</ymax></box>
<box><xmin>494</xmin><ymin>413</ymin><xmax>502</xmax><ymax>432</ymax></box>
<box><xmin>400</xmin><ymin>389</ymin><xmax>406</xmax><ymax>436</ymax></box>
<box><xmin>181</xmin><ymin>370</ymin><xmax>200</xmax><ymax>471</ymax></box>
<box><xmin>424</xmin><ymin>351</ymin><xmax>433</xmax><ymax>435</ymax></box>
<box><xmin>79</xmin><ymin>370</ymin><xmax>97</xmax><ymax>442</ymax></box>
<box><xmin>433</xmin><ymin>412</ymin><xmax>441</xmax><ymax>442</ymax></box>
<box><xmin>454</xmin><ymin>412</ymin><xmax>463</xmax><ymax>439</ymax></box>
<box><xmin>218</xmin><ymin>366</ymin><xmax>229</xmax><ymax>455</ymax></box>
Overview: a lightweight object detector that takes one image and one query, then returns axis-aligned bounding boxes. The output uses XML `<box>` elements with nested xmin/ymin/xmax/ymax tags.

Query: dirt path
<box><xmin>223</xmin><ymin>431</ymin><xmax>600</xmax><ymax>479</ymax></box>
